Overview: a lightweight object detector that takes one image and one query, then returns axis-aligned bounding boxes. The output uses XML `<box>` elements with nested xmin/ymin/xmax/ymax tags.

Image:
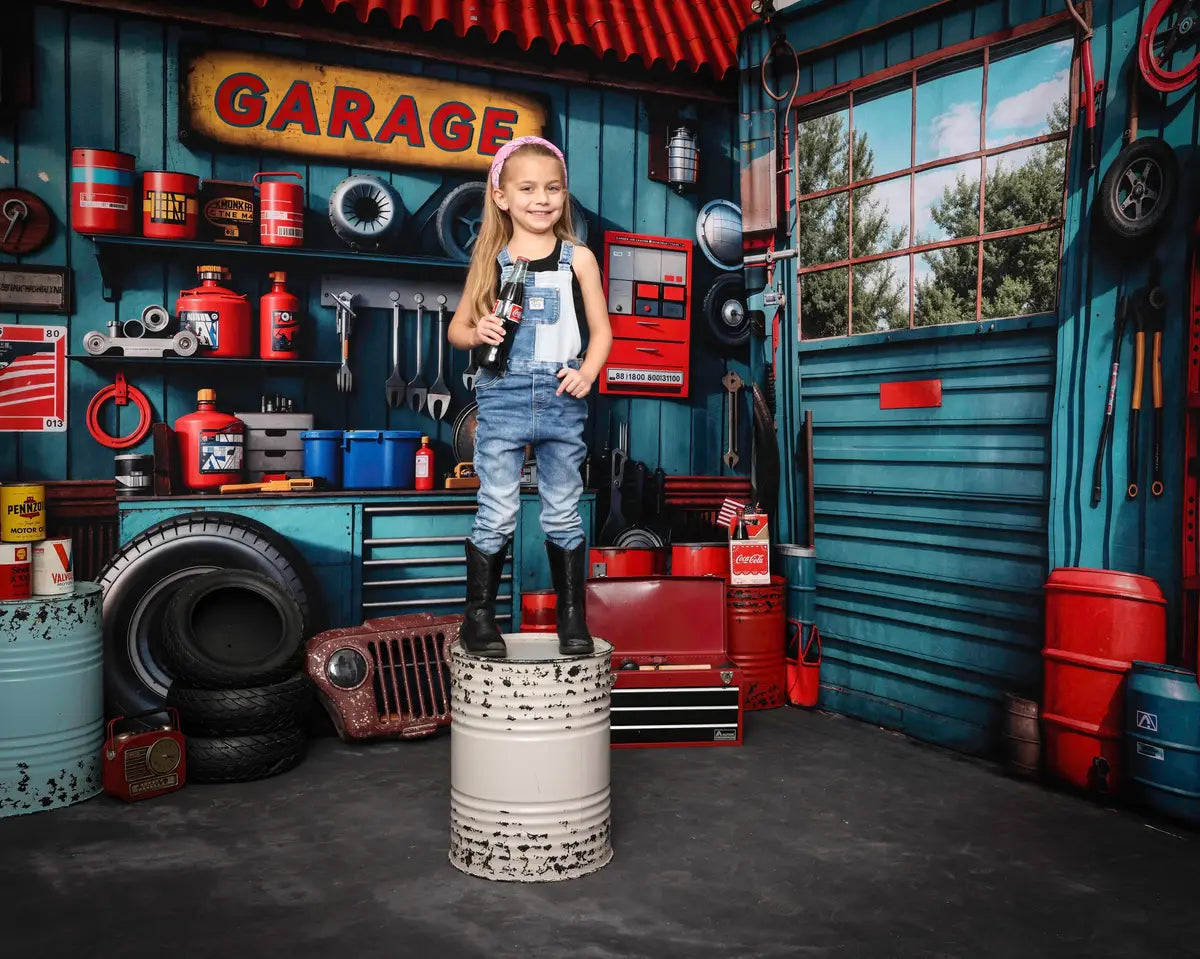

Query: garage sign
<box><xmin>182</xmin><ymin>50</ymin><xmax>547</xmax><ymax>173</ymax></box>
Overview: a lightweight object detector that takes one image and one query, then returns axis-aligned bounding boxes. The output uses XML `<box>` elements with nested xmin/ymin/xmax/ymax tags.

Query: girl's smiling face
<box><xmin>493</xmin><ymin>153</ymin><xmax>566</xmax><ymax>235</ymax></box>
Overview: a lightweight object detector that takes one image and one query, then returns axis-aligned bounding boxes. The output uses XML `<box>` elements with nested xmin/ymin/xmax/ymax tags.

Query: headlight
<box><xmin>326</xmin><ymin>648</ymin><xmax>368</xmax><ymax>689</ymax></box>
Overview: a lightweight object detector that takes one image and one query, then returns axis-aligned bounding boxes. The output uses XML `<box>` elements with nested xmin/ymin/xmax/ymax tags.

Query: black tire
<box><xmin>703</xmin><ymin>273</ymin><xmax>750</xmax><ymax>347</ymax></box>
<box><xmin>436</xmin><ymin>182</ymin><xmax>589</xmax><ymax>261</ymax></box>
<box><xmin>186</xmin><ymin>728</ymin><xmax>308</xmax><ymax>784</ymax></box>
<box><xmin>1097</xmin><ymin>137</ymin><xmax>1178</xmax><ymax>242</ymax></box>
<box><xmin>97</xmin><ymin>511</ymin><xmax>318</xmax><ymax>718</ymax></box>
<box><xmin>168</xmin><ymin>672</ymin><xmax>314</xmax><ymax>736</ymax></box>
<box><xmin>161</xmin><ymin>570</ymin><xmax>306</xmax><ymax>689</ymax></box>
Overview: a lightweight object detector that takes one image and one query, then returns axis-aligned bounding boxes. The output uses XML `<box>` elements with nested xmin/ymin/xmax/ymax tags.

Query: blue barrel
<box><xmin>301</xmin><ymin>429</ymin><xmax>343</xmax><ymax>489</ymax></box>
<box><xmin>0</xmin><ymin>583</ymin><xmax>103</xmax><ymax>817</ymax></box>
<box><xmin>1126</xmin><ymin>661</ymin><xmax>1200</xmax><ymax>825</ymax></box>
<box><xmin>779</xmin><ymin>544</ymin><xmax>816</xmax><ymax>623</ymax></box>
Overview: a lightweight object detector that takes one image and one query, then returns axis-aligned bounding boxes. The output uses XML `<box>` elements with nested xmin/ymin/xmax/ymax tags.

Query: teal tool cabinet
<box><xmin>118</xmin><ymin>492</ymin><xmax>595</xmax><ymax>629</ymax></box>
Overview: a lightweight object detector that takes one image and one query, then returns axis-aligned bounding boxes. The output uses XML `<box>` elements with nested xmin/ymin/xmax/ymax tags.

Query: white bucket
<box><xmin>32</xmin><ymin>537</ymin><xmax>73</xmax><ymax>596</ymax></box>
<box><xmin>449</xmin><ymin>633</ymin><xmax>613</xmax><ymax>881</ymax></box>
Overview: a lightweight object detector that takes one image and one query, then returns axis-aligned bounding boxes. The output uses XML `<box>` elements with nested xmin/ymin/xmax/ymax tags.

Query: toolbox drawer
<box><xmin>602</xmin><ymin>338</ymin><xmax>689</xmax><ymax>396</ymax></box>
<box><xmin>609</xmin><ymin>312</ymin><xmax>688</xmax><ymax>343</ymax></box>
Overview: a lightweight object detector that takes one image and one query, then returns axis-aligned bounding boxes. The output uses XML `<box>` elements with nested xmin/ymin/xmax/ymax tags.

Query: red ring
<box><xmin>87</xmin><ymin>382</ymin><xmax>152</xmax><ymax>449</ymax></box>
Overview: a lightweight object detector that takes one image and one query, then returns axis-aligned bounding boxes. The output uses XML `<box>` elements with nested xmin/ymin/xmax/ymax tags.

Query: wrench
<box><xmin>385</xmin><ymin>291</ymin><xmax>406</xmax><ymax>409</ymax></box>
<box><xmin>406</xmin><ymin>292</ymin><xmax>428</xmax><ymax>414</ymax></box>
<box><xmin>427</xmin><ymin>294</ymin><xmax>452</xmax><ymax>420</ymax></box>
<box><xmin>722</xmin><ymin>370</ymin><xmax>743</xmax><ymax>468</ymax></box>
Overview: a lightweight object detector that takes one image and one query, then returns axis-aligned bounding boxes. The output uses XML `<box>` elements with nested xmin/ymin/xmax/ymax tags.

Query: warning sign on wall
<box><xmin>0</xmin><ymin>325</ymin><xmax>67</xmax><ymax>432</ymax></box>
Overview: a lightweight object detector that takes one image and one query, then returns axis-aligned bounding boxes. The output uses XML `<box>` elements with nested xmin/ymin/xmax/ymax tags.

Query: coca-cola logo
<box><xmin>732</xmin><ymin>551</ymin><xmax>768</xmax><ymax>568</ymax></box>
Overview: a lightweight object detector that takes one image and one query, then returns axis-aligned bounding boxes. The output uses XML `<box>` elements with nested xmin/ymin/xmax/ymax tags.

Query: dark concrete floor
<box><xmin>2</xmin><ymin>707</ymin><xmax>1199</xmax><ymax>958</ymax></box>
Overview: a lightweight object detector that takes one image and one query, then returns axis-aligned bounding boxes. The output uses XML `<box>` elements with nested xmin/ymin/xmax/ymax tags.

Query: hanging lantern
<box><xmin>666</xmin><ymin>127</ymin><xmax>699</xmax><ymax>194</ymax></box>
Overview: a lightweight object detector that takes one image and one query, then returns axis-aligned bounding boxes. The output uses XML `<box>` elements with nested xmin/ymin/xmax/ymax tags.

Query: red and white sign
<box><xmin>729</xmin><ymin>508</ymin><xmax>771</xmax><ymax>586</ymax></box>
<box><xmin>0</xmin><ymin>325</ymin><xmax>67</xmax><ymax>432</ymax></box>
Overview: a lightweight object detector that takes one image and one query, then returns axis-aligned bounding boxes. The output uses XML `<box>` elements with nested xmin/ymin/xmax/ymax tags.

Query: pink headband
<box><xmin>489</xmin><ymin>135</ymin><xmax>567</xmax><ymax>189</ymax></box>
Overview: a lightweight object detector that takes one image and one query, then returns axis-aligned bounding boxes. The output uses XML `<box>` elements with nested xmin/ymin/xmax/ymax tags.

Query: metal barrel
<box><xmin>1126</xmin><ymin>661</ymin><xmax>1200</xmax><ymax>825</ymax></box>
<box><xmin>449</xmin><ymin>633</ymin><xmax>613</xmax><ymax>881</ymax></box>
<box><xmin>726</xmin><ymin>576</ymin><xmax>787</xmax><ymax>710</ymax></box>
<box><xmin>0</xmin><ymin>583</ymin><xmax>104</xmax><ymax>817</ymax></box>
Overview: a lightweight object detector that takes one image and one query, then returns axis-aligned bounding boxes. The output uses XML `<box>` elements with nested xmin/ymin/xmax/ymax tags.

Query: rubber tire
<box><xmin>97</xmin><ymin>511</ymin><xmax>318</xmax><ymax>718</ymax></box>
<box><xmin>328</xmin><ymin>174</ymin><xmax>405</xmax><ymax>251</ymax></box>
<box><xmin>160</xmin><ymin>570</ymin><xmax>306</xmax><ymax>689</ymax></box>
<box><xmin>168</xmin><ymin>672</ymin><xmax>314</xmax><ymax>736</ymax></box>
<box><xmin>703</xmin><ymin>273</ymin><xmax>750</xmax><ymax>347</ymax></box>
<box><xmin>436</xmin><ymin>182</ymin><xmax>589</xmax><ymax>261</ymax></box>
<box><xmin>1097</xmin><ymin>137</ymin><xmax>1178</xmax><ymax>242</ymax></box>
<box><xmin>185</xmin><ymin>728</ymin><xmax>308</xmax><ymax>784</ymax></box>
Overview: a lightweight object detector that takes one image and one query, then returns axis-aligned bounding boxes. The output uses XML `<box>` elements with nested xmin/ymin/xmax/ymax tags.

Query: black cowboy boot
<box><xmin>460</xmin><ymin>540</ymin><xmax>507</xmax><ymax>658</ymax></box>
<box><xmin>546</xmin><ymin>540</ymin><xmax>594</xmax><ymax>655</ymax></box>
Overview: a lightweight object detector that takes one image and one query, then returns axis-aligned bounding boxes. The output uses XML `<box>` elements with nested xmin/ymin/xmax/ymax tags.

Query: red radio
<box><xmin>102</xmin><ymin>708</ymin><xmax>187</xmax><ymax>802</ymax></box>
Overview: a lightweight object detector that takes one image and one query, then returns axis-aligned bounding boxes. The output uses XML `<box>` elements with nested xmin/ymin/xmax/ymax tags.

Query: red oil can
<box><xmin>260</xmin><ymin>271</ymin><xmax>301</xmax><ymax>359</ymax></box>
<box><xmin>414</xmin><ymin>435</ymin><xmax>434</xmax><ymax>490</ymax></box>
<box><xmin>102</xmin><ymin>708</ymin><xmax>186</xmax><ymax>802</ymax></box>
<box><xmin>254</xmin><ymin>171</ymin><xmax>305</xmax><ymax>247</ymax></box>
<box><xmin>71</xmin><ymin>148</ymin><xmax>136</xmax><ymax>235</ymax></box>
<box><xmin>142</xmin><ymin>171</ymin><xmax>199</xmax><ymax>239</ymax></box>
<box><xmin>176</xmin><ymin>265</ymin><xmax>252</xmax><ymax>358</ymax></box>
<box><xmin>174</xmin><ymin>389</ymin><xmax>245</xmax><ymax>490</ymax></box>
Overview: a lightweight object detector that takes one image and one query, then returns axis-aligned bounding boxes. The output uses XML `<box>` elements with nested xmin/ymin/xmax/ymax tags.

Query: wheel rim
<box><xmin>720</xmin><ymin>297</ymin><xmax>746</xmax><ymax>331</ymax></box>
<box><xmin>1116</xmin><ymin>157</ymin><xmax>1164</xmax><ymax>223</ymax></box>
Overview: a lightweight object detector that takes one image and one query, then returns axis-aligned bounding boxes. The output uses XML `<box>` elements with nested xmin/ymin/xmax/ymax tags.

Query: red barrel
<box><xmin>726</xmin><ymin>575</ymin><xmax>786</xmax><ymax>710</ymax></box>
<box><xmin>588</xmin><ymin>547</ymin><xmax>657</xmax><ymax>578</ymax></box>
<box><xmin>254</xmin><ymin>172</ymin><xmax>305</xmax><ymax>247</ymax></box>
<box><xmin>671</xmin><ymin>543</ymin><xmax>728</xmax><ymax>579</ymax></box>
<box><xmin>1042</xmin><ymin>568</ymin><xmax>1167</xmax><ymax>795</ymax></box>
<box><xmin>520</xmin><ymin>589</ymin><xmax>557</xmax><ymax>632</ymax></box>
<box><xmin>71</xmin><ymin>148</ymin><xmax>136</xmax><ymax>235</ymax></box>
<box><xmin>142</xmin><ymin>171</ymin><xmax>199</xmax><ymax>239</ymax></box>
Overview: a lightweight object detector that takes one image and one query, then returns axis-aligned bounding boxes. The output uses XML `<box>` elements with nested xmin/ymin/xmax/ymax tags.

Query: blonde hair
<box><xmin>463</xmin><ymin>142</ymin><xmax>580</xmax><ymax>325</ymax></box>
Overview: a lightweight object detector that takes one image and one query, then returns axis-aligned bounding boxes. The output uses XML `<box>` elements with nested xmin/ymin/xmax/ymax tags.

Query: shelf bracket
<box><xmin>93</xmin><ymin>241</ymin><xmax>121</xmax><ymax>302</ymax></box>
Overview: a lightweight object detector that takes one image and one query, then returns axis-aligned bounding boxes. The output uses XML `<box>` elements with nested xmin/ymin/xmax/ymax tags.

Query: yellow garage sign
<box><xmin>182</xmin><ymin>50</ymin><xmax>547</xmax><ymax>172</ymax></box>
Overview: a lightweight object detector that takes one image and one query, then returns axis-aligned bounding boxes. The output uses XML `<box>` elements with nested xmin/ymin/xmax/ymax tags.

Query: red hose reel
<box><xmin>87</xmin><ymin>371</ymin><xmax>152</xmax><ymax>449</ymax></box>
<box><xmin>1139</xmin><ymin>0</ymin><xmax>1200</xmax><ymax>93</ymax></box>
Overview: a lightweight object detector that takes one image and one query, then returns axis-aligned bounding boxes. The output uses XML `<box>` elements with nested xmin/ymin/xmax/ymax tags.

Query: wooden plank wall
<box><xmin>0</xmin><ymin>3</ymin><xmax>745</xmax><ymax>486</ymax></box>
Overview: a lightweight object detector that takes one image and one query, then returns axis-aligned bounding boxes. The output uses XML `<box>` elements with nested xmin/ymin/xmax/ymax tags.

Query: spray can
<box><xmin>174</xmin><ymin>389</ymin><xmax>245</xmax><ymax>491</ymax></box>
<box><xmin>415</xmin><ymin>435</ymin><xmax>434</xmax><ymax>491</ymax></box>
<box><xmin>260</xmin><ymin>271</ymin><xmax>302</xmax><ymax>360</ymax></box>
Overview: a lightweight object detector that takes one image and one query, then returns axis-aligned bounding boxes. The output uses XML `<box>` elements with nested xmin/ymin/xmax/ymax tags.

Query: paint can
<box><xmin>33</xmin><ymin>537</ymin><xmax>74</xmax><ymax>596</ymax></box>
<box><xmin>1</xmin><ymin>484</ymin><xmax>46</xmax><ymax>542</ymax></box>
<box><xmin>254</xmin><ymin>172</ymin><xmax>305</xmax><ymax>247</ymax></box>
<box><xmin>197</xmin><ymin>179</ymin><xmax>256</xmax><ymax>244</ymax></box>
<box><xmin>142</xmin><ymin>171</ymin><xmax>200</xmax><ymax>240</ymax></box>
<box><xmin>0</xmin><ymin>543</ymin><xmax>31</xmax><ymax>600</ymax></box>
<box><xmin>114</xmin><ymin>453</ymin><xmax>154</xmax><ymax>498</ymax></box>
<box><xmin>71</xmin><ymin>148</ymin><xmax>137</xmax><ymax>235</ymax></box>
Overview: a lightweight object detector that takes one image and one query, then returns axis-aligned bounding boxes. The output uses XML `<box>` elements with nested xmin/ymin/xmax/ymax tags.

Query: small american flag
<box><xmin>716</xmin><ymin>496</ymin><xmax>747</xmax><ymax>530</ymax></box>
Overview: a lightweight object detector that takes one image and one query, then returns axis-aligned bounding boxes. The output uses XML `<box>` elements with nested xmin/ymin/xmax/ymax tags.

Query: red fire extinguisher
<box><xmin>260</xmin><ymin>271</ymin><xmax>301</xmax><ymax>360</ymax></box>
<box><xmin>176</xmin><ymin>265</ymin><xmax>252</xmax><ymax>359</ymax></box>
<box><xmin>415</xmin><ymin>435</ymin><xmax>434</xmax><ymax>491</ymax></box>
<box><xmin>174</xmin><ymin>389</ymin><xmax>245</xmax><ymax>491</ymax></box>
<box><xmin>254</xmin><ymin>171</ymin><xmax>305</xmax><ymax>247</ymax></box>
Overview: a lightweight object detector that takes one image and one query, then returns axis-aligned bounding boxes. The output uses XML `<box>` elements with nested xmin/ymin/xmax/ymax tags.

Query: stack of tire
<box><xmin>158</xmin><ymin>568</ymin><xmax>313</xmax><ymax>784</ymax></box>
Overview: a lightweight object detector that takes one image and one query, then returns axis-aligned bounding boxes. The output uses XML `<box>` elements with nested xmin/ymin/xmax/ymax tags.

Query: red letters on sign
<box><xmin>478</xmin><ymin>107</ymin><xmax>518</xmax><ymax>156</ymax></box>
<box><xmin>215</xmin><ymin>73</ymin><xmax>268</xmax><ymax>127</ymax></box>
<box><xmin>328</xmin><ymin>87</ymin><xmax>375</xmax><ymax>140</ymax></box>
<box><xmin>374</xmin><ymin>94</ymin><xmax>425</xmax><ymax>146</ymax></box>
<box><xmin>266</xmin><ymin>80</ymin><xmax>319</xmax><ymax>135</ymax></box>
<box><xmin>430</xmin><ymin>102</ymin><xmax>475</xmax><ymax>152</ymax></box>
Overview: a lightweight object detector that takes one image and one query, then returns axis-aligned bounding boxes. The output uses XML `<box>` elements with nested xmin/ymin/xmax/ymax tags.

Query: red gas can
<box><xmin>254</xmin><ymin>171</ymin><xmax>305</xmax><ymax>247</ymax></box>
<box><xmin>260</xmin><ymin>271</ymin><xmax>301</xmax><ymax>359</ymax></box>
<box><xmin>142</xmin><ymin>171</ymin><xmax>199</xmax><ymax>239</ymax></box>
<box><xmin>176</xmin><ymin>265</ymin><xmax>252</xmax><ymax>358</ymax></box>
<box><xmin>174</xmin><ymin>389</ymin><xmax>245</xmax><ymax>491</ymax></box>
<box><xmin>71</xmin><ymin>148</ymin><xmax>136</xmax><ymax>235</ymax></box>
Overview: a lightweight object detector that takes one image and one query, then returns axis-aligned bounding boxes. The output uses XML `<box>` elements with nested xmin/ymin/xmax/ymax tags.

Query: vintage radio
<box><xmin>102</xmin><ymin>708</ymin><xmax>186</xmax><ymax>801</ymax></box>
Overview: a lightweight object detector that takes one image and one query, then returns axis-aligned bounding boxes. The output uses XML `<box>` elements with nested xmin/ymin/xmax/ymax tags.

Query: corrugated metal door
<box><xmin>801</xmin><ymin>323</ymin><xmax>1054</xmax><ymax>753</ymax></box>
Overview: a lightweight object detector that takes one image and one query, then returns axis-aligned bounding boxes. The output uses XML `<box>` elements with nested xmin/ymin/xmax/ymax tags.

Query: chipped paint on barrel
<box><xmin>449</xmin><ymin>633</ymin><xmax>613</xmax><ymax>881</ymax></box>
<box><xmin>0</xmin><ymin>583</ymin><xmax>103</xmax><ymax>817</ymax></box>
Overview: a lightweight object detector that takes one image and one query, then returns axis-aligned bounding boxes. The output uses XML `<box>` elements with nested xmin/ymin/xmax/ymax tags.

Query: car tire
<box><xmin>185</xmin><ymin>728</ymin><xmax>308</xmax><ymax>784</ymax></box>
<box><xmin>168</xmin><ymin>672</ymin><xmax>314</xmax><ymax>736</ymax></box>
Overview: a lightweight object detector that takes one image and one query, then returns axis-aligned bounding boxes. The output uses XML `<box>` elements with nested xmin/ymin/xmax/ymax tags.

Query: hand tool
<box><xmin>1066</xmin><ymin>0</ymin><xmax>1100</xmax><ymax>171</ymax></box>
<box><xmin>406</xmin><ymin>292</ymin><xmax>428</xmax><ymax>414</ymax></box>
<box><xmin>427</xmin><ymin>293</ymin><xmax>452</xmax><ymax>420</ymax></box>
<box><xmin>599</xmin><ymin>423</ymin><xmax>630</xmax><ymax>545</ymax></box>
<box><xmin>1128</xmin><ymin>296</ymin><xmax>1147</xmax><ymax>499</ymax></box>
<box><xmin>722</xmin><ymin>370</ymin><xmax>744</xmax><ymax>468</ymax></box>
<box><xmin>1090</xmin><ymin>293</ymin><xmax>1129</xmax><ymax>507</ymax></box>
<box><xmin>385</xmin><ymin>290</ymin><xmax>406</xmax><ymax>409</ymax></box>
<box><xmin>1148</xmin><ymin>285</ymin><xmax>1167</xmax><ymax>496</ymax></box>
<box><xmin>331</xmin><ymin>291</ymin><xmax>356</xmax><ymax>394</ymax></box>
<box><xmin>219</xmin><ymin>478</ymin><xmax>316</xmax><ymax>494</ymax></box>
<box><xmin>463</xmin><ymin>352</ymin><xmax>480</xmax><ymax>390</ymax></box>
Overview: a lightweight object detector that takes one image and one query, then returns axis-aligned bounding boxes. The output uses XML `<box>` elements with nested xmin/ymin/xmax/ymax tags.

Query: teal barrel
<box><xmin>778</xmin><ymin>544</ymin><xmax>816</xmax><ymax>624</ymax></box>
<box><xmin>0</xmin><ymin>583</ymin><xmax>104</xmax><ymax>817</ymax></box>
<box><xmin>1125</xmin><ymin>661</ymin><xmax>1200</xmax><ymax>825</ymax></box>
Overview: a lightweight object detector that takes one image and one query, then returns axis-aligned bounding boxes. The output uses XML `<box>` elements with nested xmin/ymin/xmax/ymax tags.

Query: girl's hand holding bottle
<box><xmin>473</xmin><ymin>313</ymin><xmax>506</xmax><ymax>347</ymax></box>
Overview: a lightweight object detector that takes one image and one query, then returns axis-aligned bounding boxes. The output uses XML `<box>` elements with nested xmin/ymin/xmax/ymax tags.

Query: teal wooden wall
<box><xmin>0</xmin><ymin>3</ymin><xmax>744</xmax><ymax>485</ymax></box>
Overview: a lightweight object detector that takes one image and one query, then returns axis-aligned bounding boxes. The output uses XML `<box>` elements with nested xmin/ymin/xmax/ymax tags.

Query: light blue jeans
<box><xmin>470</xmin><ymin>358</ymin><xmax>588</xmax><ymax>555</ymax></box>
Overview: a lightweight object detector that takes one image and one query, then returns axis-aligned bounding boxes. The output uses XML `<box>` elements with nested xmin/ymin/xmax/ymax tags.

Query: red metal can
<box><xmin>254</xmin><ymin>171</ymin><xmax>305</xmax><ymax>247</ymax></box>
<box><xmin>588</xmin><ymin>547</ymin><xmax>657</xmax><ymax>578</ymax></box>
<box><xmin>174</xmin><ymin>389</ymin><xmax>245</xmax><ymax>491</ymax></box>
<box><xmin>176</xmin><ymin>265</ymin><xmax>253</xmax><ymax>358</ymax></box>
<box><xmin>521</xmin><ymin>589</ymin><xmax>558</xmax><ymax>632</ymax></box>
<box><xmin>71</xmin><ymin>148</ymin><xmax>136</xmax><ymax>235</ymax></box>
<box><xmin>0</xmin><ymin>543</ymin><xmax>32</xmax><ymax>600</ymax></box>
<box><xmin>259</xmin><ymin>271</ymin><xmax>301</xmax><ymax>360</ymax></box>
<box><xmin>671</xmin><ymin>542</ymin><xmax>728</xmax><ymax>579</ymax></box>
<box><xmin>142</xmin><ymin>171</ymin><xmax>199</xmax><ymax>240</ymax></box>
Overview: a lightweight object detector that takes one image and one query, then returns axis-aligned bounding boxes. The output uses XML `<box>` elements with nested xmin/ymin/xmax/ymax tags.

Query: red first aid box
<box><xmin>586</xmin><ymin>576</ymin><xmax>743</xmax><ymax>748</ymax></box>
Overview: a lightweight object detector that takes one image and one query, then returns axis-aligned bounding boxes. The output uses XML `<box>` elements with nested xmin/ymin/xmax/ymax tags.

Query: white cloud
<box><xmin>988</xmin><ymin>70</ymin><xmax>1068</xmax><ymax>133</ymax></box>
<box><xmin>929</xmin><ymin>101</ymin><xmax>980</xmax><ymax>159</ymax></box>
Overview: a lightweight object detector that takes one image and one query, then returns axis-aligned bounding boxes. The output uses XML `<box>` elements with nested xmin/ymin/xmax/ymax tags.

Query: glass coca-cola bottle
<box><xmin>733</xmin><ymin>513</ymin><xmax>749</xmax><ymax>540</ymax></box>
<box><xmin>476</xmin><ymin>257</ymin><xmax>529</xmax><ymax>374</ymax></box>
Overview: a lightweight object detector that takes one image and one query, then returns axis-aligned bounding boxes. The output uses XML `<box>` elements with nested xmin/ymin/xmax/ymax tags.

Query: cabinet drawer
<box><xmin>609</xmin><ymin>313</ymin><xmax>687</xmax><ymax>343</ymax></box>
<box><xmin>362</xmin><ymin>502</ymin><xmax>477</xmax><ymax>542</ymax></box>
<box><xmin>602</xmin><ymin>338</ymin><xmax>689</xmax><ymax>396</ymax></box>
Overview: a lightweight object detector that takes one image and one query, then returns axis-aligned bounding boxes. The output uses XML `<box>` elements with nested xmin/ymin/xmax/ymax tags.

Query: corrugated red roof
<box><xmin>248</xmin><ymin>0</ymin><xmax>751</xmax><ymax>79</ymax></box>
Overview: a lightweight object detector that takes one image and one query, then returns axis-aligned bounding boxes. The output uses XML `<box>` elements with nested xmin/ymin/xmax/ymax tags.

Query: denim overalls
<box><xmin>469</xmin><ymin>241</ymin><xmax>588</xmax><ymax>554</ymax></box>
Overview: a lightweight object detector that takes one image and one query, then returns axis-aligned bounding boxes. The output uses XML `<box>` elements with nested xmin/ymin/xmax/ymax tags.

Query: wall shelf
<box><xmin>68</xmin><ymin>354</ymin><xmax>339</xmax><ymax>371</ymax></box>
<box><xmin>89</xmin><ymin>235</ymin><xmax>468</xmax><ymax>301</ymax></box>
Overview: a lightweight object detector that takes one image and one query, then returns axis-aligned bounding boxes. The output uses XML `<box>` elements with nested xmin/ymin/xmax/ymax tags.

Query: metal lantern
<box><xmin>666</xmin><ymin>127</ymin><xmax>699</xmax><ymax>193</ymax></box>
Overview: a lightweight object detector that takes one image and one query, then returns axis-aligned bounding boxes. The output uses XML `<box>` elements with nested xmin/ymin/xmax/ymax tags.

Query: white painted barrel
<box><xmin>449</xmin><ymin>633</ymin><xmax>613</xmax><ymax>881</ymax></box>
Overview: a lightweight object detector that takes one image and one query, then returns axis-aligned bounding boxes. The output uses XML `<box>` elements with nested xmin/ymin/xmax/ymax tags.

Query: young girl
<box><xmin>447</xmin><ymin>136</ymin><xmax>612</xmax><ymax>659</ymax></box>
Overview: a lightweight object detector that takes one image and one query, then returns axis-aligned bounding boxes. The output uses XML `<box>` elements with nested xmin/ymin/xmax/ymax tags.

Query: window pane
<box><xmin>801</xmin><ymin>267</ymin><xmax>849</xmax><ymax>339</ymax></box>
<box><xmin>851</xmin><ymin>85</ymin><xmax>912</xmax><ymax>181</ymax></box>
<box><xmin>981</xmin><ymin>231</ymin><xmax>1060</xmax><ymax>319</ymax></box>
<box><xmin>852</xmin><ymin>175</ymin><xmax>910</xmax><ymax>256</ymax></box>
<box><xmin>799</xmin><ymin>195</ymin><xmax>848</xmax><ymax>264</ymax></box>
<box><xmin>915</xmin><ymin>64</ymin><xmax>983</xmax><ymax>164</ymax></box>
<box><xmin>796</xmin><ymin>108</ymin><xmax>850</xmax><ymax>194</ymax></box>
<box><xmin>983</xmin><ymin>142</ymin><xmax>1066</xmax><ymax>232</ymax></box>
<box><xmin>852</xmin><ymin>255</ymin><xmax>910</xmax><ymax>334</ymax></box>
<box><xmin>913</xmin><ymin>245</ymin><xmax>978</xmax><ymax>327</ymax></box>
<box><xmin>986</xmin><ymin>37</ymin><xmax>1072</xmax><ymax>148</ymax></box>
<box><xmin>914</xmin><ymin>159</ymin><xmax>980</xmax><ymax>244</ymax></box>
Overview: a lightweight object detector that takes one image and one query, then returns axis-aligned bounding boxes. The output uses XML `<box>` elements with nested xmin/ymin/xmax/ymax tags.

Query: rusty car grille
<box><xmin>367</xmin><ymin>630</ymin><xmax>451</xmax><ymax>722</ymax></box>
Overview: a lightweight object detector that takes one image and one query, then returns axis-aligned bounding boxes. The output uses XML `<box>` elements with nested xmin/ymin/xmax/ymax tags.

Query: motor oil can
<box><xmin>174</xmin><ymin>389</ymin><xmax>245</xmax><ymax>491</ymax></box>
<box><xmin>260</xmin><ymin>271</ymin><xmax>301</xmax><ymax>360</ymax></box>
<box><xmin>176</xmin><ymin>265</ymin><xmax>252</xmax><ymax>358</ymax></box>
